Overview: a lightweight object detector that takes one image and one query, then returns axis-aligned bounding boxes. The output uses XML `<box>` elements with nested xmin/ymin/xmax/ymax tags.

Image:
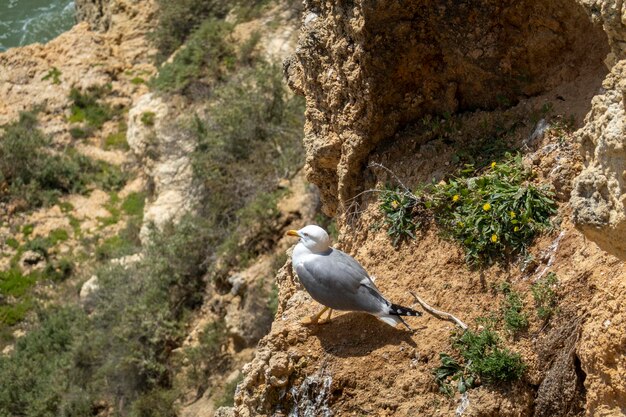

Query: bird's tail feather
<box><xmin>389</xmin><ymin>303</ymin><xmax>422</xmax><ymax>317</ymax></box>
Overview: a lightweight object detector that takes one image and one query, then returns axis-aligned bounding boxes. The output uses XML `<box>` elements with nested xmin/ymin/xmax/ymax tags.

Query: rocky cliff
<box><xmin>233</xmin><ymin>1</ymin><xmax>626</xmax><ymax>416</ymax></box>
<box><xmin>571</xmin><ymin>1</ymin><xmax>626</xmax><ymax>260</ymax></box>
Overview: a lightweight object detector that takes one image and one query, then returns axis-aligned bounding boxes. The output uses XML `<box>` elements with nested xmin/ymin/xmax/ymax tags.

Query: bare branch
<box><xmin>409</xmin><ymin>291</ymin><xmax>468</xmax><ymax>330</ymax></box>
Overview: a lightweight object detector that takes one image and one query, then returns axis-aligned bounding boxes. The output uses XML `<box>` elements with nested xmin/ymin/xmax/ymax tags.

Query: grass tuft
<box><xmin>532</xmin><ymin>272</ymin><xmax>559</xmax><ymax>320</ymax></box>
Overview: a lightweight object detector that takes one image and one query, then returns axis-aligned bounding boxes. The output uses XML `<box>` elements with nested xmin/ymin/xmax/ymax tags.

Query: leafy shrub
<box><xmin>379</xmin><ymin>153</ymin><xmax>557</xmax><ymax>265</ymax></box>
<box><xmin>151</xmin><ymin>0</ymin><xmax>231</xmax><ymax>63</ymax></box>
<box><xmin>0</xmin><ymin>307</ymin><xmax>88</xmax><ymax>415</ymax></box>
<box><xmin>151</xmin><ymin>19</ymin><xmax>235</xmax><ymax>94</ymax></box>
<box><xmin>122</xmin><ymin>192</ymin><xmax>146</xmax><ymax>217</ymax></box>
<box><xmin>454</xmin><ymin>327</ymin><xmax>526</xmax><ymax>382</ymax></box>
<box><xmin>95</xmin><ymin>235</ymin><xmax>137</xmax><ymax>261</ymax></box>
<box><xmin>0</xmin><ymin>269</ymin><xmax>37</xmax><ymax>298</ymax></box>
<box><xmin>68</xmin><ymin>85</ymin><xmax>115</xmax><ymax>129</ymax></box>
<box><xmin>184</xmin><ymin>321</ymin><xmax>228</xmax><ymax>395</ymax></box>
<box><xmin>104</xmin><ymin>126</ymin><xmax>129</xmax><ymax>151</ymax></box>
<box><xmin>435</xmin><ymin>326</ymin><xmax>526</xmax><ymax>395</ymax></box>
<box><xmin>0</xmin><ymin>111</ymin><xmax>126</xmax><ymax>210</ymax></box>
<box><xmin>141</xmin><ymin>111</ymin><xmax>156</xmax><ymax>126</ymax></box>
<box><xmin>498</xmin><ymin>282</ymin><xmax>528</xmax><ymax>333</ymax></box>
<box><xmin>48</xmin><ymin>228</ymin><xmax>69</xmax><ymax>244</ymax></box>
<box><xmin>532</xmin><ymin>272</ymin><xmax>559</xmax><ymax>320</ymax></box>
<box><xmin>5</xmin><ymin>237</ymin><xmax>19</xmax><ymax>250</ymax></box>
<box><xmin>431</xmin><ymin>154</ymin><xmax>556</xmax><ymax>265</ymax></box>
<box><xmin>188</xmin><ymin>60</ymin><xmax>304</xmax><ymax>275</ymax></box>
<box><xmin>434</xmin><ymin>353</ymin><xmax>474</xmax><ymax>396</ymax></box>
<box><xmin>379</xmin><ymin>188</ymin><xmax>421</xmax><ymax>247</ymax></box>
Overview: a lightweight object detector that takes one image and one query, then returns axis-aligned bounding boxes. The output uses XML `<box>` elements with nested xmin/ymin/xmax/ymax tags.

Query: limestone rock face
<box><xmin>79</xmin><ymin>275</ymin><xmax>100</xmax><ymax>312</ymax></box>
<box><xmin>286</xmin><ymin>0</ymin><xmax>607</xmax><ymax>216</ymax></box>
<box><xmin>571</xmin><ymin>1</ymin><xmax>626</xmax><ymax>260</ymax></box>
<box><xmin>127</xmin><ymin>94</ymin><xmax>201</xmax><ymax>243</ymax></box>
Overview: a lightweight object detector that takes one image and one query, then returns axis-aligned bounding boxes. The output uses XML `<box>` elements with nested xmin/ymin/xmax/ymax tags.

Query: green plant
<box><xmin>5</xmin><ymin>237</ymin><xmax>19</xmax><ymax>250</ymax></box>
<box><xmin>431</xmin><ymin>153</ymin><xmax>557</xmax><ymax>265</ymax></box>
<box><xmin>498</xmin><ymin>282</ymin><xmax>528</xmax><ymax>333</ymax></box>
<box><xmin>48</xmin><ymin>228</ymin><xmax>69</xmax><ymax>244</ymax></box>
<box><xmin>22</xmin><ymin>224</ymin><xmax>34</xmax><ymax>237</ymax></box>
<box><xmin>184</xmin><ymin>321</ymin><xmax>228</xmax><ymax>394</ymax></box>
<box><xmin>454</xmin><ymin>327</ymin><xmax>526</xmax><ymax>382</ymax></box>
<box><xmin>68</xmin><ymin>85</ymin><xmax>116</xmax><ymax>129</ymax></box>
<box><xmin>0</xmin><ymin>307</ymin><xmax>89</xmax><ymax>415</ymax></box>
<box><xmin>69</xmin><ymin>126</ymin><xmax>89</xmax><ymax>139</ymax></box>
<box><xmin>42</xmin><ymin>67</ymin><xmax>62</xmax><ymax>85</ymax></box>
<box><xmin>45</xmin><ymin>257</ymin><xmax>74</xmax><ymax>282</ymax></box>
<box><xmin>378</xmin><ymin>188</ymin><xmax>420</xmax><ymax>247</ymax></box>
<box><xmin>95</xmin><ymin>235</ymin><xmax>137</xmax><ymax>261</ymax></box>
<box><xmin>433</xmin><ymin>353</ymin><xmax>474</xmax><ymax>396</ymax></box>
<box><xmin>151</xmin><ymin>0</ymin><xmax>231</xmax><ymax>63</ymax></box>
<box><xmin>130</xmin><ymin>389</ymin><xmax>178</xmax><ymax>417</ymax></box>
<box><xmin>151</xmin><ymin>18</ymin><xmax>236</xmax><ymax>94</ymax></box>
<box><xmin>0</xmin><ymin>300</ymin><xmax>33</xmax><ymax>326</ymax></box>
<box><xmin>131</xmin><ymin>76</ymin><xmax>146</xmax><ymax>85</ymax></box>
<box><xmin>0</xmin><ymin>111</ymin><xmax>124</xmax><ymax>211</ymax></box>
<box><xmin>0</xmin><ymin>269</ymin><xmax>38</xmax><ymax>298</ymax></box>
<box><xmin>141</xmin><ymin>111</ymin><xmax>156</xmax><ymax>126</ymax></box>
<box><xmin>122</xmin><ymin>192</ymin><xmax>146</xmax><ymax>217</ymax></box>
<box><xmin>435</xmin><ymin>325</ymin><xmax>526</xmax><ymax>395</ymax></box>
<box><xmin>104</xmin><ymin>122</ymin><xmax>129</xmax><ymax>150</ymax></box>
<box><xmin>532</xmin><ymin>272</ymin><xmax>559</xmax><ymax>320</ymax></box>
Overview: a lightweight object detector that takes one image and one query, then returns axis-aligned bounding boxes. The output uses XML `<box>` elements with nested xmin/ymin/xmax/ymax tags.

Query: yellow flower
<box><xmin>514</xmin><ymin>226</ymin><xmax>519</xmax><ymax>232</ymax></box>
<box><xmin>483</xmin><ymin>203</ymin><xmax>491</xmax><ymax>211</ymax></box>
<box><xmin>509</xmin><ymin>211</ymin><xmax>516</xmax><ymax>218</ymax></box>
<box><xmin>457</xmin><ymin>221</ymin><xmax>465</xmax><ymax>227</ymax></box>
<box><xmin>391</xmin><ymin>200</ymin><xmax>399</xmax><ymax>209</ymax></box>
<box><xmin>491</xmin><ymin>234</ymin><xmax>498</xmax><ymax>243</ymax></box>
<box><xmin>491</xmin><ymin>161</ymin><xmax>497</xmax><ymax>169</ymax></box>
<box><xmin>452</xmin><ymin>194</ymin><xmax>460</xmax><ymax>202</ymax></box>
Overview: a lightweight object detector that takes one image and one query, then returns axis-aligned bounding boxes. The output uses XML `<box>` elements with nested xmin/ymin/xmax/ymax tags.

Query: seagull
<box><xmin>286</xmin><ymin>225</ymin><xmax>421</xmax><ymax>329</ymax></box>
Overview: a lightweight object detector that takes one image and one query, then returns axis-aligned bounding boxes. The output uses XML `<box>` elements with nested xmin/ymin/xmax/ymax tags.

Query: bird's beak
<box><xmin>286</xmin><ymin>230</ymin><xmax>300</xmax><ymax>238</ymax></box>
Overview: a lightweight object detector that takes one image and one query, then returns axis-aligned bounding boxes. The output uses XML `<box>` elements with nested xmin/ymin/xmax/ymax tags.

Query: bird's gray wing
<box><xmin>295</xmin><ymin>249</ymin><xmax>388</xmax><ymax>313</ymax></box>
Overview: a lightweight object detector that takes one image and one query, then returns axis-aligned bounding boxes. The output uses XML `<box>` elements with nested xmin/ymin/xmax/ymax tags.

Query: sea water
<box><xmin>0</xmin><ymin>0</ymin><xmax>75</xmax><ymax>52</ymax></box>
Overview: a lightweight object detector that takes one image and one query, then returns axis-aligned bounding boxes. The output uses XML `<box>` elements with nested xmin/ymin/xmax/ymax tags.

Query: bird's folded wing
<box><xmin>297</xmin><ymin>249</ymin><xmax>385</xmax><ymax>300</ymax></box>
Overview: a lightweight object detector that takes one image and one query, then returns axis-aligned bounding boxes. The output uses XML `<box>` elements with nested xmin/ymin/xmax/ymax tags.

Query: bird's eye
<box><xmin>302</xmin><ymin>233</ymin><xmax>309</xmax><ymax>237</ymax></box>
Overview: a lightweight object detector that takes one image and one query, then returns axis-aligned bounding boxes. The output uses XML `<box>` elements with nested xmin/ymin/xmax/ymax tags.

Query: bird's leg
<box><xmin>301</xmin><ymin>306</ymin><xmax>329</xmax><ymax>325</ymax></box>
<box><xmin>318</xmin><ymin>308</ymin><xmax>333</xmax><ymax>324</ymax></box>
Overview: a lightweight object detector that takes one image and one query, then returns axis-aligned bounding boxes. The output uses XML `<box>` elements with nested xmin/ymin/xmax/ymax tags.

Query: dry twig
<box><xmin>409</xmin><ymin>291</ymin><xmax>468</xmax><ymax>330</ymax></box>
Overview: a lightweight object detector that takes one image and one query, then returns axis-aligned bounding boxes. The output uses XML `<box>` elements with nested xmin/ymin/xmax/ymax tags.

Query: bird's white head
<box><xmin>286</xmin><ymin>225</ymin><xmax>331</xmax><ymax>253</ymax></box>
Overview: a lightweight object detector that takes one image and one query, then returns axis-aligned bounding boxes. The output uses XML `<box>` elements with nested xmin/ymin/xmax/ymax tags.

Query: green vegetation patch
<box><xmin>0</xmin><ymin>307</ymin><xmax>88</xmax><ymax>415</ymax></box>
<box><xmin>0</xmin><ymin>269</ymin><xmax>38</xmax><ymax>298</ymax></box>
<box><xmin>532</xmin><ymin>272</ymin><xmax>559</xmax><ymax>320</ymax></box>
<box><xmin>0</xmin><ymin>111</ymin><xmax>127</xmax><ymax>211</ymax></box>
<box><xmin>151</xmin><ymin>18</ymin><xmax>236</xmax><ymax>94</ymax></box>
<box><xmin>104</xmin><ymin>123</ymin><xmax>129</xmax><ymax>151</ymax></box>
<box><xmin>141</xmin><ymin>111</ymin><xmax>156</xmax><ymax>126</ymax></box>
<box><xmin>95</xmin><ymin>235</ymin><xmax>137</xmax><ymax>261</ymax></box>
<box><xmin>379</xmin><ymin>153</ymin><xmax>557</xmax><ymax>266</ymax></box>
<box><xmin>151</xmin><ymin>0</ymin><xmax>230</xmax><ymax>63</ymax></box>
<box><xmin>68</xmin><ymin>85</ymin><xmax>115</xmax><ymax>129</ymax></box>
<box><xmin>431</xmin><ymin>154</ymin><xmax>556</xmax><ymax>265</ymax></box>
<box><xmin>378</xmin><ymin>188</ymin><xmax>423</xmax><ymax>247</ymax></box>
<box><xmin>122</xmin><ymin>192</ymin><xmax>146</xmax><ymax>217</ymax></box>
<box><xmin>435</xmin><ymin>325</ymin><xmax>526</xmax><ymax>396</ymax></box>
<box><xmin>498</xmin><ymin>282</ymin><xmax>529</xmax><ymax>333</ymax></box>
<box><xmin>41</xmin><ymin>67</ymin><xmax>62</xmax><ymax>85</ymax></box>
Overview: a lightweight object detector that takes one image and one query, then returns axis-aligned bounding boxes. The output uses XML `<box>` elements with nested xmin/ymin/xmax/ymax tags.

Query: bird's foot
<box><xmin>300</xmin><ymin>316</ymin><xmax>319</xmax><ymax>325</ymax></box>
<box><xmin>301</xmin><ymin>307</ymin><xmax>331</xmax><ymax>325</ymax></box>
